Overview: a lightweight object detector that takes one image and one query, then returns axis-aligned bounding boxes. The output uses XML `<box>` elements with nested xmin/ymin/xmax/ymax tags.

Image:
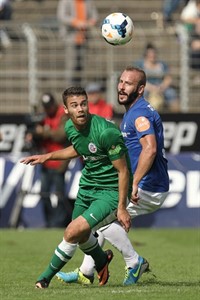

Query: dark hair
<box><xmin>145</xmin><ymin>42</ymin><xmax>156</xmax><ymax>50</ymax></box>
<box><xmin>144</xmin><ymin>43</ymin><xmax>157</xmax><ymax>56</ymax></box>
<box><xmin>124</xmin><ymin>66</ymin><xmax>146</xmax><ymax>87</ymax></box>
<box><xmin>41</xmin><ymin>93</ymin><xmax>56</xmax><ymax>108</ymax></box>
<box><xmin>62</xmin><ymin>86</ymin><xmax>88</xmax><ymax>106</ymax></box>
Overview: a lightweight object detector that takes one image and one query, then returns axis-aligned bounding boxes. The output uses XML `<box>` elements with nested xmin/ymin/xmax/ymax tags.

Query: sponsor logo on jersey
<box><xmin>135</xmin><ymin>116</ymin><xmax>150</xmax><ymax>132</ymax></box>
<box><xmin>82</xmin><ymin>155</ymin><xmax>106</xmax><ymax>161</ymax></box>
<box><xmin>108</xmin><ymin>144</ymin><xmax>121</xmax><ymax>155</ymax></box>
<box><xmin>88</xmin><ymin>142</ymin><xmax>97</xmax><ymax>153</ymax></box>
<box><xmin>121</xmin><ymin>131</ymin><xmax>130</xmax><ymax>138</ymax></box>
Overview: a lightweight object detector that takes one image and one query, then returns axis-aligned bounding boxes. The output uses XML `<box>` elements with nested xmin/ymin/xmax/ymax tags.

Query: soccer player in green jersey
<box><xmin>21</xmin><ymin>86</ymin><xmax>131</xmax><ymax>288</ymax></box>
<box><xmin>56</xmin><ymin>67</ymin><xmax>169</xmax><ymax>286</ymax></box>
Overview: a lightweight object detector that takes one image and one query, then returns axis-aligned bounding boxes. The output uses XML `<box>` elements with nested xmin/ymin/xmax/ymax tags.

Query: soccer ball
<box><xmin>101</xmin><ymin>12</ymin><xmax>134</xmax><ymax>46</ymax></box>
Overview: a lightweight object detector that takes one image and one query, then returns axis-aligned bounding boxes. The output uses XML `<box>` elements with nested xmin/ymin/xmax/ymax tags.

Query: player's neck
<box><xmin>125</xmin><ymin>97</ymin><xmax>140</xmax><ymax>111</ymax></box>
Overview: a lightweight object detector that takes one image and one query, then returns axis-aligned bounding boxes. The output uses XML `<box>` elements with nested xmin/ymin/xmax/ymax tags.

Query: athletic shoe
<box><xmin>56</xmin><ymin>268</ymin><xmax>94</xmax><ymax>285</ymax></box>
<box><xmin>35</xmin><ymin>278</ymin><xmax>49</xmax><ymax>289</ymax></box>
<box><xmin>97</xmin><ymin>249</ymin><xmax>114</xmax><ymax>286</ymax></box>
<box><xmin>123</xmin><ymin>256</ymin><xmax>149</xmax><ymax>286</ymax></box>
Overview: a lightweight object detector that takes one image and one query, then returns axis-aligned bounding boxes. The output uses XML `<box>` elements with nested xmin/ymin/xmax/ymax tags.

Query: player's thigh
<box><xmin>72</xmin><ymin>188</ymin><xmax>90</xmax><ymax>220</ymax></box>
<box><xmin>82</xmin><ymin>189</ymin><xmax>119</xmax><ymax>229</ymax></box>
<box><xmin>127</xmin><ymin>189</ymin><xmax>168</xmax><ymax>218</ymax></box>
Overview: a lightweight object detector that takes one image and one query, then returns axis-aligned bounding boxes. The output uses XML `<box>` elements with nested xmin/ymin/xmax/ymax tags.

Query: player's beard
<box><xmin>118</xmin><ymin>86</ymin><xmax>140</xmax><ymax>106</ymax></box>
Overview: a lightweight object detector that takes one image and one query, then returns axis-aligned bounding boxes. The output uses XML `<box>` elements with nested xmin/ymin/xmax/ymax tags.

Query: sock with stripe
<box><xmin>79</xmin><ymin>233</ymin><xmax>107</xmax><ymax>273</ymax></box>
<box><xmin>37</xmin><ymin>239</ymin><xmax>77</xmax><ymax>282</ymax></box>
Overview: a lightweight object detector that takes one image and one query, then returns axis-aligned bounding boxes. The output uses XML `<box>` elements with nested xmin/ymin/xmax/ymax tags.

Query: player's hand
<box><xmin>20</xmin><ymin>154</ymin><xmax>49</xmax><ymax>166</ymax></box>
<box><xmin>117</xmin><ymin>208</ymin><xmax>131</xmax><ymax>232</ymax></box>
<box><xmin>130</xmin><ymin>183</ymin><xmax>139</xmax><ymax>205</ymax></box>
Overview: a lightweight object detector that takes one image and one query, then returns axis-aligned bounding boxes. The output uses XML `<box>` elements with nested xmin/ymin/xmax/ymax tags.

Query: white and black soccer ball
<box><xmin>101</xmin><ymin>12</ymin><xmax>134</xmax><ymax>46</ymax></box>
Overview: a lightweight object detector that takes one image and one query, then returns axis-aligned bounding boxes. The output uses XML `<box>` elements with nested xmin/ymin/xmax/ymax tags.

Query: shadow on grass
<box><xmin>53</xmin><ymin>278</ymin><xmax>200</xmax><ymax>289</ymax></box>
<box><xmin>136</xmin><ymin>277</ymin><xmax>200</xmax><ymax>287</ymax></box>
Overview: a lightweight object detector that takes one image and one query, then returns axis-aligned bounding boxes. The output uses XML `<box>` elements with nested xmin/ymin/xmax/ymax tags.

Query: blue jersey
<box><xmin>120</xmin><ymin>97</ymin><xmax>169</xmax><ymax>192</ymax></box>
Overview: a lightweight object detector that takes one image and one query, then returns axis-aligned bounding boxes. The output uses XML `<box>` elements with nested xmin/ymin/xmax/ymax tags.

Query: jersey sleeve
<box><xmin>100</xmin><ymin>127</ymin><xmax>127</xmax><ymax>161</ymax></box>
<box><xmin>133</xmin><ymin>109</ymin><xmax>155</xmax><ymax>140</ymax></box>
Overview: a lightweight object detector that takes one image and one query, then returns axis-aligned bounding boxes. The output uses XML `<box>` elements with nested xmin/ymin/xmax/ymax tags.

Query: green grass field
<box><xmin>0</xmin><ymin>228</ymin><xmax>199</xmax><ymax>300</ymax></box>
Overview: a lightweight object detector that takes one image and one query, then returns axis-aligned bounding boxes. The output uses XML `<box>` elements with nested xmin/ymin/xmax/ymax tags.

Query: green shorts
<box><xmin>72</xmin><ymin>187</ymin><xmax>118</xmax><ymax>229</ymax></box>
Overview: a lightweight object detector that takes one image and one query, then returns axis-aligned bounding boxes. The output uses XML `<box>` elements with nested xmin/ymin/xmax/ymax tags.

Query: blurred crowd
<box><xmin>0</xmin><ymin>0</ymin><xmax>199</xmax><ymax>114</ymax></box>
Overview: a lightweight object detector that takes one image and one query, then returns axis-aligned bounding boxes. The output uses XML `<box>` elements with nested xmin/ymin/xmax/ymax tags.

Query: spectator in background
<box><xmin>135</xmin><ymin>43</ymin><xmax>180</xmax><ymax>112</ymax></box>
<box><xmin>57</xmin><ymin>0</ymin><xmax>98</xmax><ymax>85</ymax></box>
<box><xmin>0</xmin><ymin>0</ymin><xmax>12</xmax><ymax>52</ymax></box>
<box><xmin>181</xmin><ymin>0</ymin><xmax>200</xmax><ymax>32</ymax></box>
<box><xmin>162</xmin><ymin>0</ymin><xmax>189</xmax><ymax>25</ymax></box>
<box><xmin>181</xmin><ymin>0</ymin><xmax>200</xmax><ymax>72</ymax></box>
<box><xmin>190</xmin><ymin>20</ymin><xmax>200</xmax><ymax>70</ymax></box>
<box><xmin>163</xmin><ymin>0</ymin><xmax>182</xmax><ymax>24</ymax></box>
<box><xmin>86</xmin><ymin>82</ymin><xmax>113</xmax><ymax>119</ymax></box>
<box><xmin>25</xmin><ymin>93</ymin><xmax>70</xmax><ymax>228</ymax></box>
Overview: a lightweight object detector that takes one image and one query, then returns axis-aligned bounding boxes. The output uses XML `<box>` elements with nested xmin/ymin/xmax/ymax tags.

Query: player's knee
<box><xmin>64</xmin><ymin>219</ymin><xmax>90</xmax><ymax>243</ymax></box>
<box><xmin>64</xmin><ymin>223</ymin><xmax>79</xmax><ymax>242</ymax></box>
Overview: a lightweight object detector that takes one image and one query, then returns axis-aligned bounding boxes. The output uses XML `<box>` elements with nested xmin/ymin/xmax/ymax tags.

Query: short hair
<box><xmin>62</xmin><ymin>86</ymin><xmax>87</xmax><ymax>106</ymax></box>
<box><xmin>124</xmin><ymin>66</ymin><xmax>146</xmax><ymax>87</ymax></box>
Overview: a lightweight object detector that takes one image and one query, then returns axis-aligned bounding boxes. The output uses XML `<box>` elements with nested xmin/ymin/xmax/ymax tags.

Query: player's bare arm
<box><xmin>20</xmin><ymin>145</ymin><xmax>79</xmax><ymax>166</ymax></box>
<box><xmin>131</xmin><ymin>134</ymin><xmax>157</xmax><ymax>203</ymax></box>
<box><xmin>112</xmin><ymin>155</ymin><xmax>131</xmax><ymax>232</ymax></box>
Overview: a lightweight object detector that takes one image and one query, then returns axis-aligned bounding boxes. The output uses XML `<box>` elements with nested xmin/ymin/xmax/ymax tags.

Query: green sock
<box><xmin>37</xmin><ymin>245</ymin><xmax>73</xmax><ymax>282</ymax></box>
<box><xmin>79</xmin><ymin>234</ymin><xmax>107</xmax><ymax>272</ymax></box>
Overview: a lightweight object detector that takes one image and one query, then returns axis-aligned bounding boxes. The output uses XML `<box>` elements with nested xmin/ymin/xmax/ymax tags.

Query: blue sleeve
<box><xmin>132</xmin><ymin>109</ymin><xmax>155</xmax><ymax>140</ymax></box>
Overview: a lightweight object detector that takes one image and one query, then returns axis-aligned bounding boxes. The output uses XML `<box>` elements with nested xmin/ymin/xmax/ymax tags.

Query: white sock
<box><xmin>58</xmin><ymin>238</ymin><xmax>77</xmax><ymax>258</ymax></box>
<box><xmin>102</xmin><ymin>221</ymin><xmax>139</xmax><ymax>268</ymax></box>
<box><xmin>79</xmin><ymin>223</ymin><xmax>139</xmax><ymax>275</ymax></box>
<box><xmin>80</xmin><ymin>221</ymin><xmax>139</xmax><ymax>276</ymax></box>
<box><xmin>79</xmin><ymin>231</ymin><xmax>105</xmax><ymax>276</ymax></box>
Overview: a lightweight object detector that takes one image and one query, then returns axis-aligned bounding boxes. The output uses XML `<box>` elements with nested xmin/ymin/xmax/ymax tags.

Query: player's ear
<box><xmin>63</xmin><ymin>104</ymin><xmax>68</xmax><ymax>114</ymax></box>
<box><xmin>138</xmin><ymin>85</ymin><xmax>145</xmax><ymax>95</ymax></box>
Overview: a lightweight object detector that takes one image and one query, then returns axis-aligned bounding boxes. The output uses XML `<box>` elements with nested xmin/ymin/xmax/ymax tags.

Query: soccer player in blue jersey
<box><xmin>20</xmin><ymin>86</ymin><xmax>132</xmax><ymax>288</ymax></box>
<box><xmin>57</xmin><ymin>67</ymin><xmax>169</xmax><ymax>285</ymax></box>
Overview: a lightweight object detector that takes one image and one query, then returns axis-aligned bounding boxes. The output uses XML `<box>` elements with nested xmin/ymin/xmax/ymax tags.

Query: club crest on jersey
<box><xmin>88</xmin><ymin>142</ymin><xmax>97</xmax><ymax>153</ymax></box>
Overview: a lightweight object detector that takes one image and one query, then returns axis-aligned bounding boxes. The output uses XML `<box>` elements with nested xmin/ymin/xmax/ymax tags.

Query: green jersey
<box><xmin>65</xmin><ymin>114</ymin><xmax>131</xmax><ymax>190</ymax></box>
